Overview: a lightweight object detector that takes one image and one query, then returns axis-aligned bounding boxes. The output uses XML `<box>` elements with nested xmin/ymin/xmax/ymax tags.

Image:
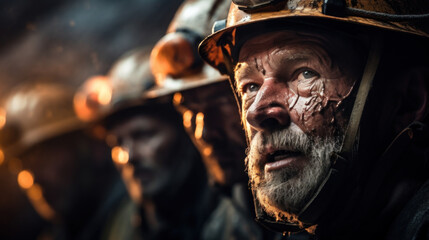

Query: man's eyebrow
<box><xmin>234</xmin><ymin>62</ymin><xmax>257</xmax><ymax>81</ymax></box>
<box><xmin>277</xmin><ymin>52</ymin><xmax>310</xmax><ymax>66</ymax></box>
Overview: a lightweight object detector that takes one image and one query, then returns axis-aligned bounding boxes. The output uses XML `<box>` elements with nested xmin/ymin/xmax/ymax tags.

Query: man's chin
<box><xmin>253</xmin><ymin>161</ymin><xmax>329</xmax><ymax>217</ymax></box>
<box><xmin>255</xmin><ymin>184</ymin><xmax>303</xmax><ymax>224</ymax></box>
<box><xmin>246</xmin><ymin>124</ymin><xmax>343</xmax><ymax>222</ymax></box>
<box><xmin>255</xmin><ymin>177</ymin><xmax>305</xmax><ymax>215</ymax></box>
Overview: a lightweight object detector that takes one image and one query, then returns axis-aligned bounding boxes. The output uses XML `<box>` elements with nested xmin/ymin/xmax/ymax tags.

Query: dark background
<box><xmin>0</xmin><ymin>0</ymin><xmax>183</xmax><ymax>96</ymax></box>
<box><xmin>0</xmin><ymin>0</ymin><xmax>183</xmax><ymax>238</ymax></box>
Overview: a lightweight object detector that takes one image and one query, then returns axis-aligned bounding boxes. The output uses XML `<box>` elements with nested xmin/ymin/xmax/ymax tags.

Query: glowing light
<box><xmin>194</xmin><ymin>112</ymin><xmax>204</xmax><ymax>139</ymax></box>
<box><xmin>203</xmin><ymin>146</ymin><xmax>213</xmax><ymax>156</ymax></box>
<box><xmin>0</xmin><ymin>149</ymin><xmax>4</xmax><ymax>166</ymax></box>
<box><xmin>0</xmin><ymin>108</ymin><xmax>6</xmax><ymax>129</ymax></box>
<box><xmin>173</xmin><ymin>93</ymin><xmax>183</xmax><ymax>105</ymax></box>
<box><xmin>121</xmin><ymin>166</ymin><xmax>142</xmax><ymax>205</ymax></box>
<box><xmin>27</xmin><ymin>184</ymin><xmax>42</xmax><ymax>201</ymax></box>
<box><xmin>25</xmin><ymin>183</ymin><xmax>56</xmax><ymax>221</ymax></box>
<box><xmin>112</xmin><ymin>146</ymin><xmax>129</xmax><ymax>164</ymax></box>
<box><xmin>73</xmin><ymin>92</ymin><xmax>89</xmax><ymax>121</ymax></box>
<box><xmin>74</xmin><ymin>75</ymin><xmax>111</xmax><ymax>122</ymax></box>
<box><xmin>183</xmin><ymin>110</ymin><xmax>193</xmax><ymax>128</ymax></box>
<box><xmin>18</xmin><ymin>170</ymin><xmax>34</xmax><ymax>189</ymax></box>
<box><xmin>97</xmin><ymin>83</ymin><xmax>112</xmax><ymax>105</ymax></box>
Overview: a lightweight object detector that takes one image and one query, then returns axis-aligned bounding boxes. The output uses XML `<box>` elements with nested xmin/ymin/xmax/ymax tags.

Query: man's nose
<box><xmin>246</xmin><ymin>79</ymin><xmax>291</xmax><ymax>131</ymax></box>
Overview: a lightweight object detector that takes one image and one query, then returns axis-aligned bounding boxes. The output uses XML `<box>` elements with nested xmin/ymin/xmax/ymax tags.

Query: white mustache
<box><xmin>246</xmin><ymin>124</ymin><xmax>313</xmax><ymax>168</ymax></box>
<box><xmin>246</xmin><ymin>123</ymin><xmax>342</xmax><ymax>216</ymax></box>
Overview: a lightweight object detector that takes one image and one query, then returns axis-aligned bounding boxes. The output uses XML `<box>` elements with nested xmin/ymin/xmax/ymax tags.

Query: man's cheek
<box><xmin>305</xmin><ymin>102</ymin><xmax>347</xmax><ymax>137</ymax></box>
<box><xmin>288</xmin><ymin>102</ymin><xmax>313</xmax><ymax>134</ymax></box>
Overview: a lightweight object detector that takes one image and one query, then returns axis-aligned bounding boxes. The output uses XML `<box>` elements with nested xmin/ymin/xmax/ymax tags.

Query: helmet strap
<box><xmin>298</xmin><ymin>35</ymin><xmax>383</xmax><ymax>224</ymax></box>
<box><xmin>341</xmin><ymin>36</ymin><xmax>383</xmax><ymax>154</ymax></box>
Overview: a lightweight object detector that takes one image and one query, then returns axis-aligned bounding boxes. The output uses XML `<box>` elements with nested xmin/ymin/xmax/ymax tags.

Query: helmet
<box><xmin>199</xmin><ymin>0</ymin><xmax>429</xmax><ymax>72</ymax></box>
<box><xmin>0</xmin><ymin>83</ymin><xmax>84</xmax><ymax>221</ymax></box>
<box><xmin>74</xmin><ymin>47</ymin><xmax>156</xmax><ymax>123</ymax></box>
<box><xmin>198</xmin><ymin>0</ymin><xmax>429</xmax><ymax>233</ymax></box>
<box><xmin>147</xmin><ymin>0</ymin><xmax>231</xmax><ymax>98</ymax></box>
<box><xmin>0</xmin><ymin>83</ymin><xmax>84</xmax><ymax>157</ymax></box>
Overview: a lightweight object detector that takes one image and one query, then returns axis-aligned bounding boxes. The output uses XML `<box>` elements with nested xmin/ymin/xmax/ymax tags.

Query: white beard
<box><xmin>246</xmin><ymin>124</ymin><xmax>342</xmax><ymax>221</ymax></box>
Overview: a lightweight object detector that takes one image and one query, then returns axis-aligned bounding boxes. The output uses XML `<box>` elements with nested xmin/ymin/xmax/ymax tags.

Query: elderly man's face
<box><xmin>235</xmin><ymin>30</ymin><xmax>363</xmax><ymax>219</ymax></box>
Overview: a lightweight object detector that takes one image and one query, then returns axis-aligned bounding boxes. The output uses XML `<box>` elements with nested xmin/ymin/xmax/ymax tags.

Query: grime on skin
<box><xmin>235</xmin><ymin>30</ymin><xmax>366</xmax><ymax>220</ymax></box>
<box><xmin>235</xmin><ymin>31</ymin><xmax>364</xmax><ymax>139</ymax></box>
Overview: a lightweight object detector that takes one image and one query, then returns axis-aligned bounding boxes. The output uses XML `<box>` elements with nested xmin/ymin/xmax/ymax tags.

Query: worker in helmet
<box><xmin>149</xmin><ymin>0</ymin><xmax>282</xmax><ymax>239</ymax></box>
<box><xmin>150</xmin><ymin>0</ymin><xmax>247</xmax><ymax>189</ymax></box>
<box><xmin>199</xmin><ymin>1</ymin><xmax>429</xmax><ymax>239</ymax></box>
<box><xmin>0</xmin><ymin>82</ymin><xmax>125</xmax><ymax>240</ymax></box>
<box><xmin>76</xmin><ymin>48</ymin><xmax>220</xmax><ymax>240</ymax></box>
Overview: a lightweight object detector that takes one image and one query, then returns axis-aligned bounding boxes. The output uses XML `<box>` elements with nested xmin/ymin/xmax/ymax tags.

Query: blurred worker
<box><xmin>0</xmin><ymin>82</ymin><xmax>126</xmax><ymax>240</ymax></box>
<box><xmin>150</xmin><ymin>0</ymin><xmax>280</xmax><ymax>239</ymax></box>
<box><xmin>76</xmin><ymin>48</ymin><xmax>220</xmax><ymax>240</ymax></box>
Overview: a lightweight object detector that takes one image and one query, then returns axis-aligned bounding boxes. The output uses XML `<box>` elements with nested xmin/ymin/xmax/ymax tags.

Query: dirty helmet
<box><xmin>74</xmin><ymin>47</ymin><xmax>156</xmax><ymax>123</ymax></box>
<box><xmin>148</xmin><ymin>0</ymin><xmax>231</xmax><ymax>98</ymax></box>
<box><xmin>199</xmin><ymin>0</ymin><xmax>429</xmax><ymax>74</ymax></box>
<box><xmin>0</xmin><ymin>83</ymin><xmax>84</xmax><ymax>157</ymax></box>
<box><xmin>0</xmin><ymin>82</ymin><xmax>86</xmax><ymax>221</ymax></box>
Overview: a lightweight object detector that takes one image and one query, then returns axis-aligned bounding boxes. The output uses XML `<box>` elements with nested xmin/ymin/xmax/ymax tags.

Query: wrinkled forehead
<box><xmin>238</xmin><ymin>29</ymin><xmax>357</xmax><ymax>62</ymax></box>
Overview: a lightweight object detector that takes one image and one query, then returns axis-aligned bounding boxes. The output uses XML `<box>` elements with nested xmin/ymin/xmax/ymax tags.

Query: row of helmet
<box><xmin>3</xmin><ymin>0</ymin><xmax>429</xmax><ymax>181</ymax></box>
<box><xmin>0</xmin><ymin>0</ymin><xmax>235</xmax><ymax>235</ymax></box>
<box><xmin>0</xmin><ymin>0</ymin><xmax>232</xmax><ymax>161</ymax></box>
<box><xmin>1</xmin><ymin>0</ymin><xmax>428</xmax><ymax>238</ymax></box>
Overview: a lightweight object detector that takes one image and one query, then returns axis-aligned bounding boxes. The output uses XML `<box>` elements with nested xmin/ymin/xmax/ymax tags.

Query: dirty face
<box><xmin>235</xmin><ymin>30</ymin><xmax>363</xmax><ymax>218</ymax></box>
<box><xmin>175</xmin><ymin>80</ymin><xmax>247</xmax><ymax>186</ymax></box>
<box><xmin>109</xmin><ymin>113</ymin><xmax>192</xmax><ymax>203</ymax></box>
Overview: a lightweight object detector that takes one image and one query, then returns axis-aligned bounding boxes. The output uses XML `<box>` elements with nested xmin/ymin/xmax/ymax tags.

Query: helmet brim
<box><xmin>199</xmin><ymin>9</ymin><xmax>429</xmax><ymax>70</ymax></box>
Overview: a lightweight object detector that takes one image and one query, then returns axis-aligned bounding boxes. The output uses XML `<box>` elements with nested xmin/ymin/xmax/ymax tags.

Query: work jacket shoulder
<box><xmin>387</xmin><ymin>179</ymin><xmax>429</xmax><ymax>240</ymax></box>
<box><xmin>201</xmin><ymin>196</ymin><xmax>264</xmax><ymax>240</ymax></box>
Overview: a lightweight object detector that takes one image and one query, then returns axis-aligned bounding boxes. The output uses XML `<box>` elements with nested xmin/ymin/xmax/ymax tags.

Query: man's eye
<box><xmin>301</xmin><ymin>70</ymin><xmax>319</xmax><ymax>79</ymax></box>
<box><xmin>243</xmin><ymin>83</ymin><xmax>260</xmax><ymax>93</ymax></box>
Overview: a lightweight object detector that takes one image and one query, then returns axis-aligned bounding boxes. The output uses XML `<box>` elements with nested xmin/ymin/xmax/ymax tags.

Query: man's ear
<box><xmin>394</xmin><ymin>67</ymin><xmax>429</xmax><ymax>131</ymax></box>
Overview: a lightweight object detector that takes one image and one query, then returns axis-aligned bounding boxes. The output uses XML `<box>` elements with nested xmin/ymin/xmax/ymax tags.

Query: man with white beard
<box><xmin>247</xmin><ymin>123</ymin><xmax>340</xmax><ymax>217</ymax></box>
<box><xmin>199</xmin><ymin>0</ymin><xmax>429</xmax><ymax>239</ymax></box>
<box><xmin>237</xmin><ymin>28</ymin><xmax>364</xmax><ymax>227</ymax></box>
